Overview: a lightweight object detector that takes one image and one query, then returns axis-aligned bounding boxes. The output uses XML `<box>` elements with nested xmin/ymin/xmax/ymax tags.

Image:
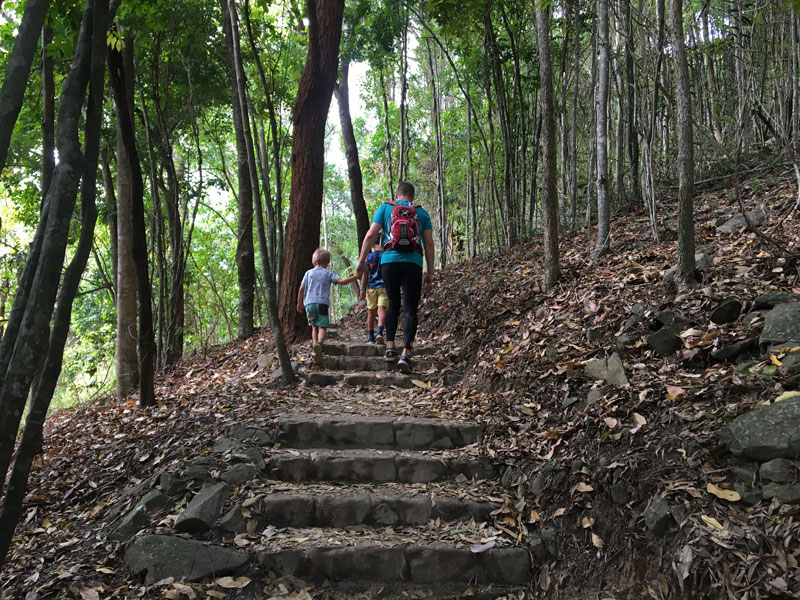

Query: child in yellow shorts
<box><xmin>359</xmin><ymin>243</ymin><xmax>388</xmax><ymax>344</ymax></box>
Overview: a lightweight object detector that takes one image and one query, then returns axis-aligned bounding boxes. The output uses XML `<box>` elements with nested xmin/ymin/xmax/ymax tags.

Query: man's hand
<box><xmin>296</xmin><ymin>302</ymin><xmax>304</xmax><ymax>314</ymax></box>
<box><xmin>356</xmin><ymin>260</ymin><xmax>367</xmax><ymax>278</ymax></box>
<box><xmin>423</xmin><ymin>272</ymin><xmax>433</xmax><ymax>289</ymax></box>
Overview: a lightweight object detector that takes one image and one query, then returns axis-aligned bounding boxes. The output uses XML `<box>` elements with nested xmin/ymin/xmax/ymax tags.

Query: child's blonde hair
<box><xmin>312</xmin><ymin>248</ymin><xmax>331</xmax><ymax>266</ymax></box>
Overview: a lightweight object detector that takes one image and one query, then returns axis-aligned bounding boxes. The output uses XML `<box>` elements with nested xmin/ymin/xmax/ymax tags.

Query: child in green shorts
<box><xmin>296</xmin><ymin>248</ymin><xmax>357</xmax><ymax>366</ymax></box>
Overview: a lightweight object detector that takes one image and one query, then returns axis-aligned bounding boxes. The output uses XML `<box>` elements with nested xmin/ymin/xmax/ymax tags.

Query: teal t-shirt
<box><xmin>372</xmin><ymin>200</ymin><xmax>433</xmax><ymax>268</ymax></box>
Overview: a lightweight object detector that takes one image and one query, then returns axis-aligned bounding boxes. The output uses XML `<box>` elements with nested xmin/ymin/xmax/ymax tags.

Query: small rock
<box><xmin>217</xmin><ymin>504</ymin><xmax>246</xmax><ymax>533</ymax></box>
<box><xmin>716</xmin><ymin>209</ymin><xmax>766</xmax><ymax>233</ymax></box>
<box><xmin>779</xmin><ymin>351</ymin><xmax>800</xmax><ymax>376</ymax></box>
<box><xmin>608</xmin><ymin>485</ymin><xmax>629</xmax><ymax>506</ymax></box>
<box><xmin>759</xmin><ymin>458</ymin><xmax>795</xmax><ymax>483</ymax></box>
<box><xmin>647</xmin><ymin>328</ymin><xmax>683</xmax><ymax>356</ymax></box>
<box><xmin>221</xmin><ymin>463</ymin><xmax>259</xmax><ymax>485</ymax></box>
<box><xmin>711</xmin><ymin>338</ymin><xmax>758</xmax><ymax>363</ymax></box>
<box><xmin>710</xmin><ymin>299</ymin><xmax>742</xmax><ymax>325</ymax></box>
<box><xmin>644</xmin><ymin>496</ymin><xmax>673</xmax><ymax>535</ymax></box>
<box><xmin>584</xmin><ymin>353</ymin><xmax>628</xmax><ymax>386</ymax></box>
<box><xmin>615</xmin><ymin>335</ymin><xmax>635</xmax><ymax>352</ymax></box>
<box><xmin>587</xmin><ymin>388</ymin><xmax>603</xmax><ymax>404</ymax></box>
<box><xmin>159</xmin><ymin>473</ymin><xmax>188</xmax><ymax>496</ymax></box>
<box><xmin>760</xmin><ymin>303</ymin><xmax>800</xmax><ymax>347</ymax></box>
<box><xmin>109</xmin><ymin>504</ymin><xmax>148</xmax><ymax>541</ymax></box>
<box><xmin>762</xmin><ymin>483</ymin><xmax>800</xmax><ymax>504</ymax></box>
<box><xmin>257</xmin><ymin>353</ymin><xmax>275</xmax><ymax>370</ymax></box>
<box><xmin>754</xmin><ymin>290</ymin><xmax>799</xmax><ymax>309</ymax></box>
<box><xmin>733</xmin><ymin>481</ymin><xmax>762</xmax><ymax>506</ymax></box>
<box><xmin>654</xmin><ymin>310</ymin><xmax>689</xmax><ymax>329</ymax></box>
<box><xmin>175</xmin><ymin>482</ymin><xmax>232</xmax><ymax>533</ymax></box>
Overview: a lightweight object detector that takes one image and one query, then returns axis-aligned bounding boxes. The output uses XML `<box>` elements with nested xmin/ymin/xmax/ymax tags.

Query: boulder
<box><xmin>760</xmin><ymin>303</ymin><xmax>800</xmax><ymax>347</ymax></box>
<box><xmin>762</xmin><ymin>483</ymin><xmax>800</xmax><ymax>504</ymax></box>
<box><xmin>754</xmin><ymin>291</ymin><xmax>799</xmax><ymax>309</ymax></box>
<box><xmin>584</xmin><ymin>353</ymin><xmax>628</xmax><ymax>386</ymax></box>
<box><xmin>124</xmin><ymin>534</ymin><xmax>249</xmax><ymax>584</ymax></box>
<box><xmin>711</xmin><ymin>338</ymin><xmax>759</xmax><ymax>363</ymax></box>
<box><xmin>723</xmin><ymin>398</ymin><xmax>800</xmax><ymax>460</ymax></box>
<box><xmin>710</xmin><ymin>299</ymin><xmax>742</xmax><ymax>325</ymax></box>
<box><xmin>759</xmin><ymin>458</ymin><xmax>795</xmax><ymax>483</ymax></box>
<box><xmin>716</xmin><ymin>209</ymin><xmax>766</xmax><ymax>233</ymax></box>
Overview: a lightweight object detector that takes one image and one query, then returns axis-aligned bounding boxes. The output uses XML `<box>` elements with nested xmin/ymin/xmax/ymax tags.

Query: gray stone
<box><xmin>257</xmin><ymin>353</ymin><xmax>274</xmax><ymax>370</ymax></box>
<box><xmin>407</xmin><ymin>546</ymin><xmax>476</xmax><ymax>583</ymax></box>
<box><xmin>478</xmin><ymin>548</ymin><xmax>531</xmax><ymax>584</ymax></box>
<box><xmin>631</xmin><ymin>302</ymin><xmax>655</xmax><ymax>317</ymax></box>
<box><xmin>231</xmin><ymin>447</ymin><xmax>266</xmax><ymax>470</ymax></box>
<box><xmin>763</xmin><ymin>483</ymin><xmax>800</xmax><ymax>504</ymax></box>
<box><xmin>760</xmin><ymin>303</ymin><xmax>800</xmax><ymax>347</ymax></box>
<box><xmin>259</xmin><ymin>494</ymin><xmax>315</xmax><ymax>527</ymax></box>
<box><xmin>257</xmin><ymin>548</ymin><xmax>307</xmax><ymax>578</ymax></box>
<box><xmin>586</xmin><ymin>328</ymin><xmax>604</xmax><ymax>343</ymax></box>
<box><xmin>314</xmin><ymin>452</ymin><xmax>397</xmax><ymax>483</ymax></box>
<box><xmin>743</xmin><ymin>311</ymin><xmax>767</xmax><ymax>325</ymax></box>
<box><xmin>449</xmin><ymin>459</ymin><xmax>495</xmax><ymax>481</ymax></box>
<box><xmin>174</xmin><ymin>482</ymin><xmax>232</xmax><ymax>533</ymax></box>
<box><xmin>759</xmin><ymin>458</ymin><xmax>795</xmax><ymax>483</ymax></box>
<box><xmin>731</xmin><ymin>465</ymin><xmax>758</xmax><ymax>484</ymax></box>
<box><xmin>124</xmin><ymin>534</ymin><xmax>248</xmax><ymax>584</ymax></box>
<box><xmin>723</xmin><ymin>398</ymin><xmax>800</xmax><ymax>460</ymax></box>
<box><xmin>717</xmin><ymin>209</ymin><xmax>766</xmax><ymax>233</ymax></box>
<box><xmin>370</xmin><ymin>502</ymin><xmax>400</xmax><ymax>526</ymax></box>
<box><xmin>755</xmin><ymin>290</ymin><xmax>800</xmax><ymax>309</ymax></box>
<box><xmin>584</xmin><ymin>353</ymin><xmax>628</xmax><ymax>386</ymax></box>
<box><xmin>379</xmin><ymin>496</ymin><xmax>432</xmax><ymax>526</ymax></box>
<box><xmin>109</xmin><ymin>504</ymin><xmax>148</xmax><ymax>541</ymax></box>
<box><xmin>212</xmin><ymin>438</ymin><xmax>241</xmax><ymax>454</ymax></box>
<box><xmin>780</xmin><ymin>351</ymin><xmax>800</xmax><ymax>376</ymax></box>
<box><xmin>159</xmin><ymin>473</ymin><xmax>188</xmax><ymax>496</ymax></box>
<box><xmin>217</xmin><ymin>504</ymin><xmax>246</xmax><ymax>533</ymax></box>
<box><xmin>644</xmin><ymin>497</ymin><xmax>673</xmax><ymax>535</ymax></box>
<box><xmin>695</xmin><ymin>252</ymin><xmax>713</xmax><ymax>270</ymax></box>
<box><xmin>182</xmin><ymin>460</ymin><xmax>214</xmax><ymax>481</ymax></box>
<box><xmin>396</xmin><ymin>456</ymin><xmax>448</xmax><ymax>483</ymax></box>
<box><xmin>306</xmin><ymin>546</ymin><xmax>407</xmax><ymax>582</ymax></box>
<box><xmin>710</xmin><ymin>300</ymin><xmax>743</xmax><ymax>325</ymax></box>
<box><xmin>647</xmin><ymin>328</ymin><xmax>684</xmax><ymax>356</ymax></box>
<box><xmin>270</xmin><ymin>361</ymin><xmax>298</xmax><ymax>380</ymax></box>
<box><xmin>315</xmin><ymin>494</ymin><xmax>372</xmax><ymax>527</ymax></box>
<box><xmin>220</xmin><ymin>463</ymin><xmax>259</xmax><ymax>485</ymax></box>
<box><xmin>229</xmin><ymin>425</ymin><xmax>272</xmax><ymax>446</ymax></box>
<box><xmin>609</xmin><ymin>484</ymin><xmax>629</xmax><ymax>506</ymax></box>
<box><xmin>268</xmin><ymin>453</ymin><xmax>314</xmax><ymax>482</ymax></box>
<box><xmin>587</xmin><ymin>388</ymin><xmax>603</xmax><ymax>404</ymax></box>
<box><xmin>711</xmin><ymin>338</ymin><xmax>758</xmax><ymax>363</ymax></box>
<box><xmin>138</xmin><ymin>490</ymin><xmax>169</xmax><ymax>512</ymax></box>
<box><xmin>733</xmin><ymin>481</ymin><xmax>762</xmax><ymax>506</ymax></box>
<box><xmin>616</xmin><ymin>335</ymin><xmax>635</xmax><ymax>351</ymax></box>
<box><xmin>654</xmin><ymin>310</ymin><xmax>689</xmax><ymax>329</ymax></box>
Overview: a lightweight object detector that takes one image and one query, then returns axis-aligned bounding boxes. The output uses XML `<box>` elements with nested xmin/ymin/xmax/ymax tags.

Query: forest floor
<box><xmin>2</xmin><ymin>160</ymin><xmax>800</xmax><ymax>599</ymax></box>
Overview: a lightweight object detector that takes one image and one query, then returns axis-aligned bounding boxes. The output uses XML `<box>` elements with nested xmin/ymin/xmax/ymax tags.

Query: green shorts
<box><xmin>305</xmin><ymin>303</ymin><xmax>330</xmax><ymax>328</ymax></box>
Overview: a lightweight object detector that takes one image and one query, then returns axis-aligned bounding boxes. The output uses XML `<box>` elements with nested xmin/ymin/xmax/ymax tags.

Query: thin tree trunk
<box><xmin>594</xmin><ymin>0</ymin><xmax>611</xmax><ymax>257</ymax></box>
<box><xmin>108</xmin><ymin>44</ymin><xmax>155</xmax><ymax>406</ymax></box>
<box><xmin>379</xmin><ymin>67</ymin><xmax>394</xmax><ymax>202</ymax></box>
<box><xmin>41</xmin><ymin>26</ymin><xmax>55</xmax><ymax>198</ymax></box>
<box><xmin>334</xmin><ymin>59</ymin><xmax>369</xmax><ymax>247</ymax></box>
<box><xmin>536</xmin><ymin>4</ymin><xmax>560</xmax><ymax>291</ymax></box>
<box><xmin>671</xmin><ymin>0</ymin><xmax>696</xmax><ymax>287</ymax></box>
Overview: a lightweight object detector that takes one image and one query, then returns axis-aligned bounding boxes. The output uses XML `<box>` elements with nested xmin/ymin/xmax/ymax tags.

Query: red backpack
<box><xmin>383</xmin><ymin>200</ymin><xmax>421</xmax><ymax>253</ymax></box>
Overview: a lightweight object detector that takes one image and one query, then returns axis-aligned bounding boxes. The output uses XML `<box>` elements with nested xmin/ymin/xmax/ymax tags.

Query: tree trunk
<box><xmin>220</xmin><ymin>0</ymin><xmax>255</xmax><ymax>341</ymax></box>
<box><xmin>41</xmin><ymin>26</ymin><xmax>55</xmax><ymax>198</ymax></box>
<box><xmin>334</xmin><ymin>59</ymin><xmax>369</xmax><ymax>247</ymax></box>
<box><xmin>536</xmin><ymin>4</ymin><xmax>560</xmax><ymax>291</ymax></box>
<box><xmin>623</xmin><ymin>0</ymin><xmax>640</xmax><ymax>207</ymax></box>
<box><xmin>0</xmin><ymin>0</ymin><xmax>108</xmax><ymax>564</ymax></box>
<box><xmin>108</xmin><ymin>44</ymin><xmax>155</xmax><ymax>406</ymax></box>
<box><xmin>278</xmin><ymin>0</ymin><xmax>344</xmax><ymax>343</ymax></box>
<box><xmin>594</xmin><ymin>0</ymin><xmax>611</xmax><ymax>257</ymax></box>
<box><xmin>670</xmin><ymin>0</ymin><xmax>696</xmax><ymax>286</ymax></box>
<box><xmin>0</xmin><ymin>0</ymin><xmax>50</xmax><ymax>175</ymax></box>
<box><xmin>0</xmin><ymin>0</ymin><xmax>94</xmax><ymax>539</ymax></box>
<box><xmin>113</xmin><ymin>36</ymin><xmax>139</xmax><ymax>400</ymax></box>
<box><xmin>379</xmin><ymin>67</ymin><xmax>394</xmax><ymax>202</ymax></box>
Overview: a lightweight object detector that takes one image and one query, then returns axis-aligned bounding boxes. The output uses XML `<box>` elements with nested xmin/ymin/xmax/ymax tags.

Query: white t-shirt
<box><xmin>302</xmin><ymin>266</ymin><xmax>339</xmax><ymax>305</ymax></box>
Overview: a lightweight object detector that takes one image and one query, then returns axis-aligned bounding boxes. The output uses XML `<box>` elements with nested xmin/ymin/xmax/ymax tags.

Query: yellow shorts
<box><xmin>366</xmin><ymin>288</ymin><xmax>388</xmax><ymax>310</ymax></box>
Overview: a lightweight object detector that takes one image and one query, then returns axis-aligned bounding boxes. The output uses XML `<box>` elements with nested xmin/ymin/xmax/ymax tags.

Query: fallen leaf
<box><xmin>79</xmin><ymin>588</ymin><xmax>99</xmax><ymax>600</ymax></box>
<box><xmin>410</xmin><ymin>379</ymin><xmax>429</xmax><ymax>389</ymax></box>
<box><xmin>632</xmin><ymin>412</ymin><xmax>646</xmax><ymax>425</ymax></box>
<box><xmin>591</xmin><ymin>533</ymin><xmax>604</xmax><ymax>548</ymax></box>
<box><xmin>573</xmin><ymin>482</ymin><xmax>594</xmax><ymax>493</ymax></box>
<box><xmin>214</xmin><ymin>577</ymin><xmax>252</xmax><ymax>589</ymax></box>
<box><xmin>666</xmin><ymin>385</ymin><xmax>685</xmax><ymax>400</ymax></box>
<box><xmin>528</xmin><ymin>510</ymin><xmax>540</xmax><ymax>523</ymax></box>
<box><xmin>706</xmin><ymin>483</ymin><xmax>741</xmax><ymax>502</ymax></box>
<box><xmin>582</xmin><ymin>516</ymin><xmax>595</xmax><ymax>528</ymax></box>
<box><xmin>470</xmin><ymin>540</ymin><xmax>496</xmax><ymax>553</ymax></box>
<box><xmin>700</xmin><ymin>515</ymin><xmax>724</xmax><ymax>530</ymax></box>
<box><xmin>603</xmin><ymin>417</ymin><xmax>618</xmax><ymax>429</ymax></box>
<box><xmin>775</xmin><ymin>390</ymin><xmax>800</xmax><ymax>402</ymax></box>
<box><xmin>171</xmin><ymin>583</ymin><xmax>196</xmax><ymax>599</ymax></box>
<box><xmin>770</xmin><ymin>354</ymin><xmax>783</xmax><ymax>366</ymax></box>
<box><xmin>552</xmin><ymin>507</ymin><xmax>566</xmax><ymax>518</ymax></box>
<box><xmin>205</xmin><ymin>592</ymin><xmax>226</xmax><ymax>599</ymax></box>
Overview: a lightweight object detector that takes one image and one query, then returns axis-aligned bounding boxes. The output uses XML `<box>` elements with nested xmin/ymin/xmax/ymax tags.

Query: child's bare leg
<box><xmin>311</xmin><ymin>325</ymin><xmax>319</xmax><ymax>345</ymax></box>
<box><xmin>367</xmin><ymin>309</ymin><xmax>376</xmax><ymax>331</ymax></box>
<box><xmin>377</xmin><ymin>306</ymin><xmax>386</xmax><ymax>328</ymax></box>
<box><xmin>318</xmin><ymin>327</ymin><xmax>326</xmax><ymax>343</ymax></box>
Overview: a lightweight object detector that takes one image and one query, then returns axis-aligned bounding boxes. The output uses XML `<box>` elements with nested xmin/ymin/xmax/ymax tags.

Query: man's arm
<box><xmin>422</xmin><ymin>229</ymin><xmax>435</xmax><ymax>288</ymax></box>
<box><xmin>356</xmin><ymin>222</ymin><xmax>383</xmax><ymax>277</ymax></box>
<box><xmin>359</xmin><ymin>271</ymin><xmax>368</xmax><ymax>299</ymax></box>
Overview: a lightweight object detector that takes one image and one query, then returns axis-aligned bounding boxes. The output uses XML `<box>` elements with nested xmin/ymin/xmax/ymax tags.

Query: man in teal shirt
<box><xmin>356</xmin><ymin>181</ymin><xmax>435</xmax><ymax>374</ymax></box>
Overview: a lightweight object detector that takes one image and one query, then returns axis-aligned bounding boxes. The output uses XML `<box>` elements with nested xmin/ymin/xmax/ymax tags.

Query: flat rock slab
<box><xmin>760</xmin><ymin>302</ymin><xmax>800</xmax><ymax>346</ymax></box>
<box><xmin>252</xmin><ymin>492</ymin><xmax>499</xmax><ymax>527</ymax></box>
<box><xmin>723</xmin><ymin>398</ymin><xmax>800</xmax><ymax>460</ymax></box>
<box><xmin>125</xmin><ymin>534</ymin><xmax>249</xmax><ymax>584</ymax></box>
<box><xmin>306</xmin><ymin>371</ymin><xmax>432</xmax><ymax>389</ymax></box>
<box><xmin>266</xmin><ymin>449</ymin><xmax>495</xmax><ymax>484</ymax></box>
<box><xmin>321</xmin><ymin>356</ymin><xmax>435</xmax><ymax>372</ymax></box>
<box><xmin>321</xmin><ymin>342</ymin><xmax>437</xmax><ymax>358</ymax></box>
<box><xmin>175</xmin><ymin>482</ymin><xmax>231</xmax><ymax>533</ymax></box>
<box><xmin>256</xmin><ymin>545</ymin><xmax>530</xmax><ymax>584</ymax></box>
<box><xmin>277</xmin><ymin>414</ymin><xmax>482</xmax><ymax>450</ymax></box>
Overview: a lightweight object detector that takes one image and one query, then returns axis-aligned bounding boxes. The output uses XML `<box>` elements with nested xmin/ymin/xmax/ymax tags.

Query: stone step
<box><xmin>222</xmin><ymin>491</ymin><xmax>500</xmax><ymax>529</ymax></box>
<box><xmin>256</xmin><ymin>544</ymin><xmax>531</xmax><ymax>585</ymax></box>
<box><xmin>320</xmin><ymin>355</ymin><xmax>436</xmax><ymax>372</ymax></box>
<box><xmin>321</xmin><ymin>342</ymin><xmax>437</xmax><ymax>358</ymax></box>
<box><xmin>277</xmin><ymin>414</ymin><xmax>482</xmax><ymax>450</ymax></box>
<box><xmin>306</xmin><ymin>370</ymin><xmax>436</xmax><ymax>389</ymax></box>
<box><xmin>266</xmin><ymin>449</ymin><xmax>495</xmax><ymax>484</ymax></box>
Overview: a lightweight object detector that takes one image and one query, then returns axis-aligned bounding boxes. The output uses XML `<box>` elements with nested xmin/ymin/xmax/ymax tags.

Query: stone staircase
<box><xmin>116</xmin><ymin>333</ymin><xmax>532</xmax><ymax>598</ymax></box>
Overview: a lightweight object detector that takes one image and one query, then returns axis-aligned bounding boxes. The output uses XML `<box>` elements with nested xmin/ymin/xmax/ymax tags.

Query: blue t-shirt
<box><xmin>372</xmin><ymin>200</ymin><xmax>433</xmax><ymax>268</ymax></box>
<box><xmin>301</xmin><ymin>266</ymin><xmax>339</xmax><ymax>305</ymax></box>
<box><xmin>365</xmin><ymin>250</ymin><xmax>384</xmax><ymax>289</ymax></box>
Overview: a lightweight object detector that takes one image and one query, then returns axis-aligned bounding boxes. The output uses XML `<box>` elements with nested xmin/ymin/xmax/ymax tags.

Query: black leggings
<box><xmin>381</xmin><ymin>261</ymin><xmax>422</xmax><ymax>350</ymax></box>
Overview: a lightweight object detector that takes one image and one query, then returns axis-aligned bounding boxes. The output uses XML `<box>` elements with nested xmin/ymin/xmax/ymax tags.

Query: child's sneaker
<box><xmin>367</xmin><ymin>331</ymin><xmax>376</xmax><ymax>344</ymax></box>
<box><xmin>375</xmin><ymin>332</ymin><xmax>384</xmax><ymax>345</ymax></box>
<box><xmin>384</xmin><ymin>348</ymin><xmax>397</xmax><ymax>362</ymax></box>
<box><xmin>397</xmin><ymin>353</ymin><xmax>412</xmax><ymax>374</ymax></box>
<box><xmin>313</xmin><ymin>343</ymin><xmax>323</xmax><ymax>367</ymax></box>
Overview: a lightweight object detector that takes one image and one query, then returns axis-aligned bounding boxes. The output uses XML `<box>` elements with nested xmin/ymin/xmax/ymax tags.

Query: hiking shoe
<box><xmin>367</xmin><ymin>331</ymin><xmax>376</xmax><ymax>344</ymax></box>
<box><xmin>384</xmin><ymin>348</ymin><xmax>397</xmax><ymax>362</ymax></box>
<box><xmin>375</xmin><ymin>332</ymin><xmax>384</xmax><ymax>345</ymax></box>
<box><xmin>397</xmin><ymin>353</ymin><xmax>412</xmax><ymax>374</ymax></box>
<box><xmin>313</xmin><ymin>343</ymin><xmax>323</xmax><ymax>367</ymax></box>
